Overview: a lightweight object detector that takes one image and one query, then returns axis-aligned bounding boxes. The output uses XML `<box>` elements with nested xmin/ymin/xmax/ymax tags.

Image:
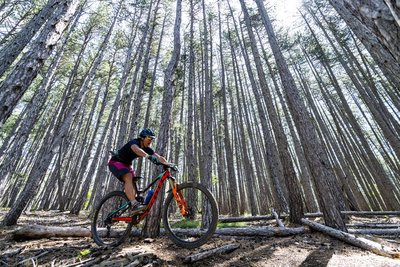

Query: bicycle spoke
<box><xmin>91</xmin><ymin>191</ymin><xmax>133</xmax><ymax>246</ymax></box>
<box><xmin>163</xmin><ymin>182</ymin><xmax>218</xmax><ymax>248</ymax></box>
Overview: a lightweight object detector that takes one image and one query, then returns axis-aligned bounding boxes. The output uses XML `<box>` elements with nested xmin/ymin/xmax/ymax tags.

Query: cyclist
<box><xmin>108</xmin><ymin>128</ymin><xmax>168</xmax><ymax>214</ymax></box>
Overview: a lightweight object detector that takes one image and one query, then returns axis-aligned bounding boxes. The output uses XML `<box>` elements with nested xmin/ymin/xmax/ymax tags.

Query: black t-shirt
<box><xmin>113</xmin><ymin>138</ymin><xmax>154</xmax><ymax>165</ymax></box>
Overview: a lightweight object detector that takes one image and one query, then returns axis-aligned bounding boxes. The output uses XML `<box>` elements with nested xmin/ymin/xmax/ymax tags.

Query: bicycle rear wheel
<box><xmin>91</xmin><ymin>191</ymin><xmax>133</xmax><ymax>246</ymax></box>
<box><xmin>163</xmin><ymin>182</ymin><xmax>218</xmax><ymax>249</ymax></box>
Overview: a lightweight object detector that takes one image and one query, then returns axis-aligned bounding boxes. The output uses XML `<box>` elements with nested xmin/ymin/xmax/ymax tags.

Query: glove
<box><xmin>169</xmin><ymin>164</ymin><xmax>179</xmax><ymax>172</ymax></box>
<box><xmin>147</xmin><ymin>155</ymin><xmax>161</xmax><ymax>165</ymax></box>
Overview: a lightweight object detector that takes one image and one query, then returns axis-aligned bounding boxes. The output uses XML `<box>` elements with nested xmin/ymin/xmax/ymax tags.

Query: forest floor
<box><xmin>1</xmin><ymin>210</ymin><xmax>400</xmax><ymax>266</ymax></box>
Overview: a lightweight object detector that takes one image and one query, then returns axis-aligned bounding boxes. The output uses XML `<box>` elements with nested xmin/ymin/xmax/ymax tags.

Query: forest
<box><xmin>0</xmin><ymin>0</ymin><xmax>400</xmax><ymax>262</ymax></box>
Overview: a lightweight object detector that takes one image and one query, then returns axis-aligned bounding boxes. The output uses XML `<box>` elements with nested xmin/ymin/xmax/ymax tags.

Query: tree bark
<box><xmin>218</xmin><ymin>1</ymin><xmax>239</xmax><ymax>216</ymax></box>
<box><xmin>142</xmin><ymin>0</ymin><xmax>182</xmax><ymax>238</ymax></box>
<box><xmin>228</xmin><ymin>1</ymin><xmax>288</xmax><ymax>213</ymax></box>
<box><xmin>0</xmin><ymin>0</ymin><xmax>59</xmax><ymax>77</ymax></box>
<box><xmin>183</xmin><ymin>244</ymin><xmax>240</xmax><ymax>263</ymax></box>
<box><xmin>254</xmin><ymin>0</ymin><xmax>347</xmax><ymax>231</ymax></box>
<box><xmin>328</xmin><ymin>0</ymin><xmax>400</xmax><ymax>89</ymax></box>
<box><xmin>0</xmin><ymin>0</ymin><xmax>79</xmax><ymax>126</ymax></box>
<box><xmin>0</xmin><ymin>0</ymin><xmax>114</xmax><ymax>225</ymax></box>
<box><xmin>301</xmin><ymin>218</ymin><xmax>400</xmax><ymax>258</ymax></box>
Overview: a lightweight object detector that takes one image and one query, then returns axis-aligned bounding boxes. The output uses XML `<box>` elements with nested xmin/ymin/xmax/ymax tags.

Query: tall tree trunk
<box><xmin>117</xmin><ymin>2</ymin><xmax>153</xmax><ymax>145</ymax></box>
<box><xmin>0</xmin><ymin>0</ymin><xmax>59</xmax><ymax>77</ymax></box>
<box><xmin>129</xmin><ymin>0</ymin><xmax>160</xmax><ymax>135</ymax></box>
<box><xmin>217</xmin><ymin>1</ymin><xmax>239</xmax><ymax>217</ymax></box>
<box><xmin>328</xmin><ymin>0</ymin><xmax>400</xmax><ymax>89</ymax></box>
<box><xmin>200</xmin><ymin>0</ymin><xmax>214</xmax><ymax>227</ymax></box>
<box><xmin>0</xmin><ymin>1</ymin><xmax>117</xmax><ymax>225</ymax></box>
<box><xmin>228</xmin><ymin>1</ymin><xmax>288</xmax><ymax>213</ymax></box>
<box><xmin>70</xmin><ymin>55</ymin><xmax>114</xmax><ymax>214</ymax></box>
<box><xmin>242</xmin><ymin>0</ymin><xmax>305</xmax><ymax>222</ymax></box>
<box><xmin>0</xmin><ymin>0</ymin><xmax>79</xmax><ymax>126</ymax></box>
<box><xmin>229</xmin><ymin>45</ymin><xmax>260</xmax><ymax>215</ymax></box>
<box><xmin>185</xmin><ymin>0</ymin><xmax>196</xmax><ymax>188</ymax></box>
<box><xmin>254</xmin><ymin>0</ymin><xmax>347</xmax><ymax>230</ymax></box>
<box><xmin>0</xmin><ymin>6</ymin><xmax>82</xmax><ymax>194</ymax></box>
<box><xmin>142</xmin><ymin>0</ymin><xmax>181</xmax><ymax>238</ymax></box>
<box><xmin>307</xmin><ymin>8</ymin><xmax>400</xmax><ymax>210</ymax></box>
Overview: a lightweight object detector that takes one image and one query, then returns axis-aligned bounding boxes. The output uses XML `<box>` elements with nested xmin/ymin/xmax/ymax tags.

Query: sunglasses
<box><xmin>145</xmin><ymin>136</ymin><xmax>155</xmax><ymax>141</ymax></box>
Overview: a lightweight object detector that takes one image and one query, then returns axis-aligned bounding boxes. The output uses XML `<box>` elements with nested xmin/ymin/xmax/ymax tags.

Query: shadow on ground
<box><xmin>300</xmin><ymin>245</ymin><xmax>335</xmax><ymax>267</ymax></box>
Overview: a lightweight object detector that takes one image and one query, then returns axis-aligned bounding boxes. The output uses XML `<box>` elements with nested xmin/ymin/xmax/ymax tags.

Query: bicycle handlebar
<box><xmin>162</xmin><ymin>162</ymin><xmax>179</xmax><ymax>172</ymax></box>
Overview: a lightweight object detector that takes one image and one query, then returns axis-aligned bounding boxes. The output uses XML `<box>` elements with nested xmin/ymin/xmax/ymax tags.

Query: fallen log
<box><xmin>347</xmin><ymin>223</ymin><xmax>400</xmax><ymax>229</ymax></box>
<box><xmin>306</xmin><ymin>211</ymin><xmax>400</xmax><ymax>217</ymax></box>
<box><xmin>219</xmin><ymin>215</ymin><xmax>276</xmax><ymax>223</ymax></box>
<box><xmin>13</xmin><ymin>224</ymin><xmax>305</xmax><ymax>240</ymax></box>
<box><xmin>13</xmin><ymin>225</ymin><xmax>91</xmax><ymax>240</ymax></box>
<box><xmin>301</xmin><ymin>218</ymin><xmax>400</xmax><ymax>258</ymax></box>
<box><xmin>348</xmin><ymin>229</ymin><xmax>400</xmax><ymax>235</ymax></box>
<box><xmin>183</xmin><ymin>243</ymin><xmax>240</xmax><ymax>263</ymax></box>
<box><xmin>215</xmin><ymin>226</ymin><xmax>305</xmax><ymax>237</ymax></box>
<box><xmin>341</xmin><ymin>211</ymin><xmax>400</xmax><ymax>216</ymax></box>
<box><xmin>12</xmin><ymin>225</ymin><xmax>147</xmax><ymax>240</ymax></box>
<box><xmin>219</xmin><ymin>211</ymin><xmax>400</xmax><ymax>223</ymax></box>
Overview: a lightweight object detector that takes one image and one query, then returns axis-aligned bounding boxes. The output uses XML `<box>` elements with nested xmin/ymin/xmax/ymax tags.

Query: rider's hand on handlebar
<box><xmin>167</xmin><ymin>163</ymin><xmax>179</xmax><ymax>172</ymax></box>
<box><xmin>147</xmin><ymin>155</ymin><xmax>161</xmax><ymax>165</ymax></box>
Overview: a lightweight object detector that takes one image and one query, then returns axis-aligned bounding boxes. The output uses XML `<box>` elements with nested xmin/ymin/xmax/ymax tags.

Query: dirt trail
<box><xmin>1</xmin><ymin>211</ymin><xmax>400</xmax><ymax>266</ymax></box>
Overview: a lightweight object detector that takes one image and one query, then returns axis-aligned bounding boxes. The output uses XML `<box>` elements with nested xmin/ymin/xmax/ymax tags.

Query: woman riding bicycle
<box><xmin>108</xmin><ymin>128</ymin><xmax>168</xmax><ymax>214</ymax></box>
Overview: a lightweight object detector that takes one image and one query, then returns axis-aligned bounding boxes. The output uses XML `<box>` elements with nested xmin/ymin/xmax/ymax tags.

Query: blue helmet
<box><xmin>139</xmin><ymin>128</ymin><xmax>156</xmax><ymax>138</ymax></box>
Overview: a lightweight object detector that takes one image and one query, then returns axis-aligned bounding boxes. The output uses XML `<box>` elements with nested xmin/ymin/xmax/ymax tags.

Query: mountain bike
<box><xmin>91</xmin><ymin>163</ymin><xmax>218</xmax><ymax>249</ymax></box>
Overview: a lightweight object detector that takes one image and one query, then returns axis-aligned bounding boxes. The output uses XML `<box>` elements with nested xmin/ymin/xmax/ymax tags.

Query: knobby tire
<box><xmin>91</xmin><ymin>191</ymin><xmax>133</xmax><ymax>247</ymax></box>
<box><xmin>163</xmin><ymin>182</ymin><xmax>218</xmax><ymax>249</ymax></box>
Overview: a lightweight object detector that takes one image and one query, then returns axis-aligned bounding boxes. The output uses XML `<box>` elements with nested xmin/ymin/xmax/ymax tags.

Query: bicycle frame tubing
<box><xmin>111</xmin><ymin>166</ymin><xmax>187</xmax><ymax>223</ymax></box>
<box><xmin>138</xmin><ymin>167</ymin><xmax>188</xmax><ymax>221</ymax></box>
<box><xmin>137</xmin><ymin>168</ymin><xmax>171</xmax><ymax>222</ymax></box>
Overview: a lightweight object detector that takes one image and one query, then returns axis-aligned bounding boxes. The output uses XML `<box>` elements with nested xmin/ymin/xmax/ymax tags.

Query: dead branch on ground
<box><xmin>215</xmin><ymin>226</ymin><xmax>305</xmax><ymax>236</ymax></box>
<box><xmin>301</xmin><ymin>218</ymin><xmax>400</xmax><ymax>258</ymax></box>
<box><xmin>271</xmin><ymin>208</ymin><xmax>285</xmax><ymax>227</ymax></box>
<box><xmin>183</xmin><ymin>243</ymin><xmax>240</xmax><ymax>263</ymax></box>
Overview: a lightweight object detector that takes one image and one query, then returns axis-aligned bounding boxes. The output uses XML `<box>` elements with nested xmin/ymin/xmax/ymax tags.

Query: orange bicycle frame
<box><xmin>112</xmin><ymin>167</ymin><xmax>187</xmax><ymax>223</ymax></box>
<box><xmin>170</xmin><ymin>179</ymin><xmax>188</xmax><ymax>217</ymax></box>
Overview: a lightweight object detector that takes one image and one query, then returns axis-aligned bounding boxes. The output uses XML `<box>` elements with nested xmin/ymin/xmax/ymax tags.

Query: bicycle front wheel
<box><xmin>91</xmin><ymin>191</ymin><xmax>133</xmax><ymax>247</ymax></box>
<box><xmin>163</xmin><ymin>182</ymin><xmax>218</xmax><ymax>249</ymax></box>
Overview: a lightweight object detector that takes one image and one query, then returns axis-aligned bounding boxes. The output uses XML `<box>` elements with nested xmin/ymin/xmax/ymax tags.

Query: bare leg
<box><xmin>121</xmin><ymin>173</ymin><xmax>136</xmax><ymax>202</ymax></box>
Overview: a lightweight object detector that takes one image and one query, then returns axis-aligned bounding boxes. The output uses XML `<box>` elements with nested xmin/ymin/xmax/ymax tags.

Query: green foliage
<box><xmin>0</xmin><ymin>115</ymin><xmax>18</xmax><ymax>141</ymax></box>
<box><xmin>87</xmin><ymin>4</ymin><xmax>111</xmax><ymax>31</ymax></box>
<box><xmin>84</xmin><ymin>190</ymin><xmax>92</xmax><ymax>210</ymax></box>
<box><xmin>168</xmin><ymin>219</ymin><xmax>200</xmax><ymax>229</ymax></box>
<box><xmin>76</xmin><ymin>249</ymin><xmax>91</xmax><ymax>261</ymax></box>
<box><xmin>79</xmin><ymin>249</ymin><xmax>91</xmax><ymax>257</ymax></box>
<box><xmin>217</xmin><ymin>222</ymin><xmax>247</xmax><ymax>228</ymax></box>
<box><xmin>212</xmin><ymin>175</ymin><xmax>218</xmax><ymax>185</ymax></box>
<box><xmin>113</xmin><ymin>30</ymin><xmax>129</xmax><ymax>50</ymax></box>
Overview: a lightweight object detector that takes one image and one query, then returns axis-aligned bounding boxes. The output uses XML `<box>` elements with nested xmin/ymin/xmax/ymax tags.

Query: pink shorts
<box><xmin>108</xmin><ymin>160</ymin><xmax>135</xmax><ymax>182</ymax></box>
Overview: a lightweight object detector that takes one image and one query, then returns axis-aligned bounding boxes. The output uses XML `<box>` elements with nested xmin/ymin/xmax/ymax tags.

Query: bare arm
<box><xmin>131</xmin><ymin>144</ymin><xmax>168</xmax><ymax>164</ymax></box>
<box><xmin>131</xmin><ymin>144</ymin><xmax>148</xmax><ymax>157</ymax></box>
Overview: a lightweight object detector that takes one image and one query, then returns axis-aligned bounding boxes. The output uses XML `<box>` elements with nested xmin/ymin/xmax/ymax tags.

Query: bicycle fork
<box><xmin>169</xmin><ymin>179</ymin><xmax>188</xmax><ymax>217</ymax></box>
